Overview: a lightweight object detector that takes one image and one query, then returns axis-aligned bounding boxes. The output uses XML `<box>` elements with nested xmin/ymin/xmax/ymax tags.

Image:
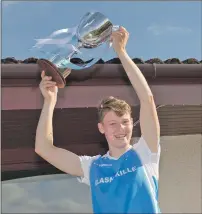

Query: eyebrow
<box><xmin>107</xmin><ymin>119</ymin><xmax>130</xmax><ymax>123</ymax></box>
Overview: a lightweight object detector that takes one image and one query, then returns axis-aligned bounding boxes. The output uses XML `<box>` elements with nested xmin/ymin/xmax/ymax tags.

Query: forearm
<box><xmin>118</xmin><ymin>50</ymin><xmax>153</xmax><ymax>103</ymax></box>
<box><xmin>35</xmin><ymin>100</ymin><xmax>56</xmax><ymax>151</ymax></box>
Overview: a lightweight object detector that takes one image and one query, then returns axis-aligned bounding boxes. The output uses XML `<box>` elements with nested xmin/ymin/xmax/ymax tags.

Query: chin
<box><xmin>114</xmin><ymin>138</ymin><xmax>130</xmax><ymax>148</ymax></box>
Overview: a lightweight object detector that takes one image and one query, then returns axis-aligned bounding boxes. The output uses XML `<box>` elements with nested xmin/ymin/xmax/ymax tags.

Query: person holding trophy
<box><xmin>35</xmin><ymin>13</ymin><xmax>161</xmax><ymax>213</ymax></box>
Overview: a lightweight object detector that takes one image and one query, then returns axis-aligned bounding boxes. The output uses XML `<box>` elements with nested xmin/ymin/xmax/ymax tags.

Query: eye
<box><xmin>110</xmin><ymin>123</ymin><xmax>116</xmax><ymax>126</ymax></box>
<box><xmin>123</xmin><ymin>120</ymin><xmax>129</xmax><ymax>124</ymax></box>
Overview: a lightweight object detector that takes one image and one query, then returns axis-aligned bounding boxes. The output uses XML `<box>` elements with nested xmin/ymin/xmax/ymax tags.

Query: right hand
<box><xmin>39</xmin><ymin>69</ymin><xmax>71</xmax><ymax>104</ymax></box>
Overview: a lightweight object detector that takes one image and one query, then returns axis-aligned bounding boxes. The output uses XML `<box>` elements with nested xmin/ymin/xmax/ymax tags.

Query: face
<box><xmin>98</xmin><ymin>110</ymin><xmax>133</xmax><ymax>149</ymax></box>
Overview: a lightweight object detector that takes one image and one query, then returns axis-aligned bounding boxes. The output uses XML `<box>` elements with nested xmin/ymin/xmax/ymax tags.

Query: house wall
<box><xmin>131</xmin><ymin>134</ymin><xmax>201</xmax><ymax>213</ymax></box>
<box><xmin>2</xmin><ymin>105</ymin><xmax>202</xmax><ymax>180</ymax></box>
<box><xmin>2</xmin><ymin>134</ymin><xmax>201</xmax><ymax>213</ymax></box>
<box><xmin>158</xmin><ymin>134</ymin><xmax>201</xmax><ymax>213</ymax></box>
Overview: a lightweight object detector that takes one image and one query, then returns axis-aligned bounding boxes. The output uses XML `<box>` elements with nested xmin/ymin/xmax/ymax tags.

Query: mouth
<box><xmin>114</xmin><ymin>134</ymin><xmax>127</xmax><ymax>139</ymax></box>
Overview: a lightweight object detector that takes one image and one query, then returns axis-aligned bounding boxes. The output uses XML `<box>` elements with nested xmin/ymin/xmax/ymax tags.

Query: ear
<box><xmin>98</xmin><ymin>122</ymin><xmax>105</xmax><ymax>134</ymax></box>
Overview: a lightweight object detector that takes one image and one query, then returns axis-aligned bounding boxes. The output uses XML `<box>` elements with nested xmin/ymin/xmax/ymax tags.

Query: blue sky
<box><xmin>2</xmin><ymin>1</ymin><xmax>201</xmax><ymax>62</ymax></box>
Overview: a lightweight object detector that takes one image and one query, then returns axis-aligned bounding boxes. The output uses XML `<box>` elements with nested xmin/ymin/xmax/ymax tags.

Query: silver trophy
<box><xmin>32</xmin><ymin>11</ymin><xmax>119</xmax><ymax>88</ymax></box>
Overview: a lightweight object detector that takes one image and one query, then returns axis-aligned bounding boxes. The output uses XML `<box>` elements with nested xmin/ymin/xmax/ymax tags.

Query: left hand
<box><xmin>110</xmin><ymin>26</ymin><xmax>129</xmax><ymax>54</ymax></box>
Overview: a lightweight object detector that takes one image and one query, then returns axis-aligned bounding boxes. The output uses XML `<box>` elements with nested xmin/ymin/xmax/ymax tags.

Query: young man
<box><xmin>35</xmin><ymin>26</ymin><xmax>161</xmax><ymax>213</ymax></box>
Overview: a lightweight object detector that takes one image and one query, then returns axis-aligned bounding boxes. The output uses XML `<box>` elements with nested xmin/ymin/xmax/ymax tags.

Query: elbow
<box><xmin>35</xmin><ymin>145</ymin><xmax>42</xmax><ymax>155</ymax></box>
<box><xmin>35</xmin><ymin>141</ymin><xmax>44</xmax><ymax>156</ymax></box>
<box><xmin>35</xmin><ymin>146</ymin><xmax>47</xmax><ymax>158</ymax></box>
<box><xmin>35</xmin><ymin>140</ymin><xmax>54</xmax><ymax>155</ymax></box>
<box><xmin>35</xmin><ymin>136</ymin><xmax>41</xmax><ymax>154</ymax></box>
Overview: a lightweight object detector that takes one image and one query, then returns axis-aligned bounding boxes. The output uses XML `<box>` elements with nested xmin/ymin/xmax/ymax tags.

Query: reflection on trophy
<box><xmin>32</xmin><ymin>11</ymin><xmax>119</xmax><ymax>88</ymax></box>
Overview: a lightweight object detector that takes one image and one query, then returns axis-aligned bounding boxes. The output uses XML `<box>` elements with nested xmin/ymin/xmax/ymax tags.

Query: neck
<box><xmin>108</xmin><ymin>144</ymin><xmax>132</xmax><ymax>159</ymax></box>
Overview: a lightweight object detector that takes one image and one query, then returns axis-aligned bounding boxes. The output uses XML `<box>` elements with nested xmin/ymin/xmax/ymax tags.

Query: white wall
<box><xmin>158</xmin><ymin>134</ymin><xmax>201</xmax><ymax>213</ymax></box>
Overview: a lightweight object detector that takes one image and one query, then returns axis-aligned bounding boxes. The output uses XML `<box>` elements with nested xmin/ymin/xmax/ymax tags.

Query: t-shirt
<box><xmin>78</xmin><ymin>136</ymin><xmax>161</xmax><ymax>213</ymax></box>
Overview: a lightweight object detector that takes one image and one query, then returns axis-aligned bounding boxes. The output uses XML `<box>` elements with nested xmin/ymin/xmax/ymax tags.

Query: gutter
<box><xmin>1</xmin><ymin>64</ymin><xmax>202</xmax><ymax>87</ymax></box>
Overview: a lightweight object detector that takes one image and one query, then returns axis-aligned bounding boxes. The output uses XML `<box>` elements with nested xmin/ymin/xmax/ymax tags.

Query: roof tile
<box><xmin>1</xmin><ymin>57</ymin><xmax>202</xmax><ymax>64</ymax></box>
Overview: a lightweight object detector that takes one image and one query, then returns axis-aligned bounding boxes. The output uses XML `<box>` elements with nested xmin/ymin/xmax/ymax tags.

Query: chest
<box><xmin>89</xmin><ymin>151</ymin><xmax>147</xmax><ymax>192</ymax></box>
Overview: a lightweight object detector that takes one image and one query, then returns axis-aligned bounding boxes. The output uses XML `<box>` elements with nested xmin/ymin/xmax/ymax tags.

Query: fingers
<box><xmin>112</xmin><ymin>26</ymin><xmax>129</xmax><ymax>36</ymax></box>
<box><xmin>111</xmin><ymin>31</ymin><xmax>126</xmax><ymax>41</ymax></box>
<box><xmin>112</xmin><ymin>29</ymin><xmax>128</xmax><ymax>37</ymax></box>
<box><xmin>40</xmin><ymin>70</ymin><xmax>53</xmax><ymax>81</ymax></box>
<box><xmin>40</xmin><ymin>71</ymin><xmax>56</xmax><ymax>87</ymax></box>
<box><xmin>41</xmin><ymin>70</ymin><xmax>45</xmax><ymax>79</ymax></box>
<box><xmin>40</xmin><ymin>68</ymin><xmax>71</xmax><ymax>89</ymax></box>
<box><xmin>49</xmin><ymin>86</ymin><xmax>57</xmax><ymax>93</ymax></box>
<box><xmin>112</xmin><ymin>31</ymin><xmax>125</xmax><ymax>37</ymax></box>
<box><xmin>119</xmin><ymin>26</ymin><xmax>127</xmax><ymax>33</ymax></box>
<box><xmin>40</xmin><ymin>80</ymin><xmax>56</xmax><ymax>88</ymax></box>
<box><xmin>119</xmin><ymin>26</ymin><xmax>129</xmax><ymax>34</ymax></box>
<box><xmin>41</xmin><ymin>71</ymin><xmax>52</xmax><ymax>80</ymax></box>
<box><xmin>43</xmin><ymin>76</ymin><xmax>52</xmax><ymax>81</ymax></box>
<box><xmin>44</xmin><ymin>83</ymin><xmax>56</xmax><ymax>89</ymax></box>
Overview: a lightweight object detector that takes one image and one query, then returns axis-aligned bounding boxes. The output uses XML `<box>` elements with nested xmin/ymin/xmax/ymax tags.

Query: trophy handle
<box><xmin>69</xmin><ymin>57</ymin><xmax>101</xmax><ymax>70</ymax></box>
<box><xmin>37</xmin><ymin>59</ymin><xmax>66</xmax><ymax>88</ymax></box>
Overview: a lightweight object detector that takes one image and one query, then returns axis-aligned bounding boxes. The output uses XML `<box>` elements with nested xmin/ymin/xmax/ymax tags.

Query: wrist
<box><xmin>116</xmin><ymin>48</ymin><xmax>126</xmax><ymax>57</ymax></box>
<box><xmin>44</xmin><ymin>98</ymin><xmax>57</xmax><ymax>108</ymax></box>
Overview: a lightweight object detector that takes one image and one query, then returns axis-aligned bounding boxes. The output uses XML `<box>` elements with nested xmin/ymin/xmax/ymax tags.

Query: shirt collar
<box><xmin>103</xmin><ymin>145</ymin><xmax>133</xmax><ymax>160</ymax></box>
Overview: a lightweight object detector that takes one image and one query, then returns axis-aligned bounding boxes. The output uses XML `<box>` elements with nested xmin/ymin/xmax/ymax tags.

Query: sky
<box><xmin>2</xmin><ymin>1</ymin><xmax>201</xmax><ymax>62</ymax></box>
<box><xmin>1</xmin><ymin>1</ymin><xmax>202</xmax><ymax>213</ymax></box>
<box><xmin>2</xmin><ymin>175</ymin><xmax>93</xmax><ymax>213</ymax></box>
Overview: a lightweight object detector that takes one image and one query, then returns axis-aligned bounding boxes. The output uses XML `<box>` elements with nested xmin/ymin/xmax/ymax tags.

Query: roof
<box><xmin>1</xmin><ymin>56</ymin><xmax>202</xmax><ymax>64</ymax></box>
<box><xmin>2</xmin><ymin>59</ymin><xmax>202</xmax><ymax>88</ymax></box>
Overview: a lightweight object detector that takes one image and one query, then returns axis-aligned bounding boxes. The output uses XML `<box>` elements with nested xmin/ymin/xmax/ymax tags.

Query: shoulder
<box><xmin>79</xmin><ymin>154</ymin><xmax>101</xmax><ymax>167</ymax></box>
<box><xmin>132</xmin><ymin>136</ymin><xmax>161</xmax><ymax>179</ymax></box>
<box><xmin>132</xmin><ymin>136</ymin><xmax>161</xmax><ymax>164</ymax></box>
<box><xmin>79</xmin><ymin>154</ymin><xmax>101</xmax><ymax>162</ymax></box>
<box><xmin>77</xmin><ymin>154</ymin><xmax>101</xmax><ymax>185</ymax></box>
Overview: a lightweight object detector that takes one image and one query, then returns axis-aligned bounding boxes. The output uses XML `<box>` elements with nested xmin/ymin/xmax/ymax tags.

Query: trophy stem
<box><xmin>66</xmin><ymin>50</ymin><xmax>77</xmax><ymax>60</ymax></box>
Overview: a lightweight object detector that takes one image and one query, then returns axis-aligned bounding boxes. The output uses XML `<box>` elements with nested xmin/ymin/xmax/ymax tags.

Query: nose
<box><xmin>117</xmin><ymin>123</ymin><xmax>125</xmax><ymax>131</ymax></box>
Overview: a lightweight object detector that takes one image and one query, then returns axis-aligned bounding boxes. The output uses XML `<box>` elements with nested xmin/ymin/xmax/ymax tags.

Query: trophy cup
<box><xmin>32</xmin><ymin>11</ymin><xmax>119</xmax><ymax>88</ymax></box>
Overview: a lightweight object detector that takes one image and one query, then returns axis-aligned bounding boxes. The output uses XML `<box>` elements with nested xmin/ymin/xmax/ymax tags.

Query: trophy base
<box><xmin>37</xmin><ymin>59</ymin><xmax>66</xmax><ymax>88</ymax></box>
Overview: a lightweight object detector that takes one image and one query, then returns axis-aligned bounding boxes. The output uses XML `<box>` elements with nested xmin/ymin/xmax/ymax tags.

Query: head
<box><xmin>97</xmin><ymin>96</ymin><xmax>133</xmax><ymax>150</ymax></box>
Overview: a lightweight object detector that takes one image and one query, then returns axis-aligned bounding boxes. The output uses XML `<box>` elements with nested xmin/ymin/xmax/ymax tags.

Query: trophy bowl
<box><xmin>34</xmin><ymin>11</ymin><xmax>118</xmax><ymax>88</ymax></box>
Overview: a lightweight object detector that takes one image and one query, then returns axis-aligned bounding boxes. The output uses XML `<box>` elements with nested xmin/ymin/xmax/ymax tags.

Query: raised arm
<box><xmin>35</xmin><ymin>70</ymin><xmax>84</xmax><ymax>177</ymax></box>
<box><xmin>111</xmin><ymin>27</ymin><xmax>160</xmax><ymax>153</ymax></box>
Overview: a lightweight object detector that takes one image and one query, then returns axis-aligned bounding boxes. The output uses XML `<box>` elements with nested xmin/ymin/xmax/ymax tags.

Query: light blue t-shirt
<box><xmin>78</xmin><ymin>136</ymin><xmax>161</xmax><ymax>213</ymax></box>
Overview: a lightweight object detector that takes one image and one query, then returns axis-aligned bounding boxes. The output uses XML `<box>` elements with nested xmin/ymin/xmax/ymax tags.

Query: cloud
<box><xmin>2</xmin><ymin>176</ymin><xmax>92</xmax><ymax>213</ymax></box>
<box><xmin>2</xmin><ymin>183</ymin><xmax>28</xmax><ymax>204</ymax></box>
<box><xmin>147</xmin><ymin>23</ymin><xmax>192</xmax><ymax>36</ymax></box>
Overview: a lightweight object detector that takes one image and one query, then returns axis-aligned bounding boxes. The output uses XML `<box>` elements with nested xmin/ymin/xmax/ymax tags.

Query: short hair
<box><xmin>98</xmin><ymin>96</ymin><xmax>132</xmax><ymax>122</ymax></box>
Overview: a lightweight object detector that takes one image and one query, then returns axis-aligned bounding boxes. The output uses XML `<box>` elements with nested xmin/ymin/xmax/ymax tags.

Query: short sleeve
<box><xmin>133</xmin><ymin>136</ymin><xmax>161</xmax><ymax>178</ymax></box>
<box><xmin>133</xmin><ymin>136</ymin><xmax>161</xmax><ymax>163</ymax></box>
<box><xmin>77</xmin><ymin>155</ymin><xmax>100</xmax><ymax>185</ymax></box>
